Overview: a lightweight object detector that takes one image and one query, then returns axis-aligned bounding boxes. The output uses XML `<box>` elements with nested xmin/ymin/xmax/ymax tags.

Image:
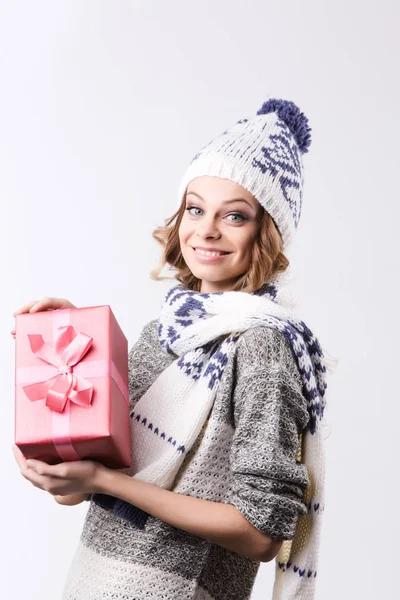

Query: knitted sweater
<box><xmin>62</xmin><ymin>318</ymin><xmax>310</xmax><ymax>600</ymax></box>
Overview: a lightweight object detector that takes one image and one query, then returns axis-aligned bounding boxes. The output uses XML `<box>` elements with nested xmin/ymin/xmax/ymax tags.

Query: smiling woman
<box><xmin>151</xmin><ymin>175</ymin><xmax>289</xmax><ymax>293</ymax></box>
<box><xmin>13</xmin><ymin>97</ymin><xmax>330</xmax><ymax>600</ymax></box>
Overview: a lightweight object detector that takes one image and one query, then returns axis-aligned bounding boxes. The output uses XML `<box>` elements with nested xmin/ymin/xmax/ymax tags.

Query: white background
<box><xmin>1</xmin><ymin>1</ymin><xmax>398</xmax><ymax>598</ymax></box>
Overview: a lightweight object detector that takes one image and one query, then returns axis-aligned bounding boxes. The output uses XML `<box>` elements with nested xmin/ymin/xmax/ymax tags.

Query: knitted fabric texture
<box><xmin>87</xmin><ymin>97</ymin><xmax>330</xmax><ymax>598</ymax></box>
<box><xmin>176</xmin><ymin>97</ymin><xmax>312</xmax><ymax>250</ymax></box>
<box><xmin>64</xmin><ymin>317</ymin><xmax>317</xmax><ymax>600</ymax></box>
<box><xmin>92</xmin><ymin>266</ymin><xmax>330</xmax><ymax>599</ymax></box>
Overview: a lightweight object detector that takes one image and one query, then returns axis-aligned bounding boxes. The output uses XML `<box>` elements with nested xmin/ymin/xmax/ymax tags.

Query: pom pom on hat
<box><xmin>256</xmin><ymin>98</ymin><xmax>312</xmax><ymax>154</ymax></box>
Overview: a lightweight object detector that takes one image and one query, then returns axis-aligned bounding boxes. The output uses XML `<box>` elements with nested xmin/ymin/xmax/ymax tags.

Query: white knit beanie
<box><xmin>177</xmin><ymin>97</ymin><xmax>312</xmax><ymax>251</ymax></box>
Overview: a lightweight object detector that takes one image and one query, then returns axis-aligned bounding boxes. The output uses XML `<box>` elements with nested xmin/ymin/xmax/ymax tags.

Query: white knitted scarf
<box><xmin>94</xmin><ymin>267</ymin><xmax>335</xmax><ymax>599</ymax></box>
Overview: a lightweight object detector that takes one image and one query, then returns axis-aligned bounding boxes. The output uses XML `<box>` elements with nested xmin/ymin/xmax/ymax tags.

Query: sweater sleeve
<box><xmin>228</xmin><ymin>326</ymin><xmax>311</xmax><ymax>541</ymax></box>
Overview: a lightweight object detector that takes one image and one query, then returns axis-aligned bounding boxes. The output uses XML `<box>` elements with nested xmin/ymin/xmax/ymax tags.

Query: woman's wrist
<box><xmin>93</xmin><ymin>463</ymin><xmax>117</xmax><ymax>495</ymax></box>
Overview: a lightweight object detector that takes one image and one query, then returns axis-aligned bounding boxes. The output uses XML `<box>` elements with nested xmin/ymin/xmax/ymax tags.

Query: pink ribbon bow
<box><xmin>22</xmin><ymin>325</ymin><xmax>94</xmax><ymax>413</ymax></box>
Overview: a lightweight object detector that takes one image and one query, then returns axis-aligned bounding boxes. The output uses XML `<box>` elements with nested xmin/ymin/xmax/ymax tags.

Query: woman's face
<box><xmin>178</xmin><ymin>175</ymin><xmax>263</xmax><ymax>293</ymax></box>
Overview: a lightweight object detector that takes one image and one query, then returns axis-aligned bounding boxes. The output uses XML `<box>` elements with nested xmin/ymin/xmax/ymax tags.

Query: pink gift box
<box><xmin>14</xmin><ymin>305</ymin><xmax>131</xmax><ymax>469</ymax></box>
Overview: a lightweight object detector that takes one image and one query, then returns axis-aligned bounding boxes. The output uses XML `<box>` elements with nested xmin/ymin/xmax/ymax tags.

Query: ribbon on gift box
<box><xmin>15</xmin><ymin>309</ymin><xmax>129</xmax><ymax>462</ymax></box>
<box><xmin>22</xmin><ymin>325</ymin><xmax>95</xmax><ymax>413</ymax></box>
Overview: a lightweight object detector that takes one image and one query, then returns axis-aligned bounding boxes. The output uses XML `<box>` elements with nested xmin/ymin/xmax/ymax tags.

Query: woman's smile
<box><xmin>192</xmin><ymin>246</ymin><xmax>231</xmax><ymax>262</ymax></box>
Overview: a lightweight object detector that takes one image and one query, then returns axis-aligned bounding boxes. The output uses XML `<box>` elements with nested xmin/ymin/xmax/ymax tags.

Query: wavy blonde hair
<box><xmin>150</xmin><ymin>191</ymin><xmax>289</xmax><ymax>294</ymax></box>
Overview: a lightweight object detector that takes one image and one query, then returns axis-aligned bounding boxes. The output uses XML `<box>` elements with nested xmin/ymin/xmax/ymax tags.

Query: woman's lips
<box><xmin>191</xmin><ymin>247</ymin><xmax>231</xmax><ymax>262</ymax></box>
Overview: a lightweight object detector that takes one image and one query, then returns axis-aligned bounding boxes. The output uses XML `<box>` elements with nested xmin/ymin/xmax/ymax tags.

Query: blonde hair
<box><xmin>150</xmin><ymin>192</ymin><xmax>290</xmax><ymax>294</ymax></box>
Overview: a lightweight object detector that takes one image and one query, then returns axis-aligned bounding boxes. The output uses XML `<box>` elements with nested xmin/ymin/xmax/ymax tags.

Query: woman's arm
<box><xmin>96</xmin><ymin>468</ymin><xmax>281</xmax><ymax>562</ymax></box>
<box><xmin>228</xmin><ymin>327</ymin><xmax>311</xmax><ymax>543</ymax></box>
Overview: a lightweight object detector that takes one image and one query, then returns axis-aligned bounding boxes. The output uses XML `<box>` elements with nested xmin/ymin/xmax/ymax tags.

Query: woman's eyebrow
<box><xmin>186</xmin><ymin>190</ymin><xmax>254</xmax><ymax>210</ymax></box>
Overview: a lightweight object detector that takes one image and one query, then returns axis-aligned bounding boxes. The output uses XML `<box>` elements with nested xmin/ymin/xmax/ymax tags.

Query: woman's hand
<box><xmin>11</xmin><ymin>297</ymin><xmax>77</xmax><ymax>339</ymax></box>
<box><xmin>53</xmin><ymin>493</ymin><xmax>90</xmax><ymax>506</ymax></box>
<box><xmin>12</xmin><ymin>298</ymin><xmax>94</xmax><ymax>506</ymax></box>
<box><xmin>12</xmin><ymin>444</ymin><xmax>106</xmax><ymax>497</ymax></box>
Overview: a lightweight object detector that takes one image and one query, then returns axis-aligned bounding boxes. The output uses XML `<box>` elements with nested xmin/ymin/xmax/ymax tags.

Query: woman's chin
<box><xmin>190</xmin><ymin>268</ymin><xmax>228</xmax><ymax>282</ymax></box>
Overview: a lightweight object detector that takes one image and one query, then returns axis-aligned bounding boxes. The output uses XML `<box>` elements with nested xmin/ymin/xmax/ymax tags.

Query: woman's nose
<box><xmin>195</xmin><ymin>216</ymin><xmax>221</xmax><ymax>238</ymax></box>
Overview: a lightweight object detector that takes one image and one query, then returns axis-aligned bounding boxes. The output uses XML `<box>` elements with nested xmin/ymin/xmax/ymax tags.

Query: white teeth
<box><xmin>195</xmin><ymin>248</ymin><xmax>224</xmax><ymax>257</ymax></box>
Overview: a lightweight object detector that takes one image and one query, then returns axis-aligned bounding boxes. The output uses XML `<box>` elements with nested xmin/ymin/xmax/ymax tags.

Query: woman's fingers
<box><xmin>12</xmin><ymin>297</ymin><xmax>76</xmax><ymax>318</ymax></box>
<box><xmin>27</xmin><ymin>297</ymin><xmax>65</xmax><ymax>313</ymax></box>
<box><xmin>12</xmin><ymin>297</ymin><xmax>77</xmax><ymax>339</ymax></box>
<box><xmin>11</xmin><ymin>298</ymin><xmax>44</xmax><ymax>338</ymax></box>
<box><xmin>13</xmin><ymin>296</ymin><xmax>72</xmax><ymax>316</ymax></box>
<box><xmin>12</xmin><ymin>300</ymin><xmax>38</xmax><ymax>316</ymax></box>
<box><xmin>13</xmin><ymin>445</ymin><xmax>60</xmax><ymax>494</ymax></box>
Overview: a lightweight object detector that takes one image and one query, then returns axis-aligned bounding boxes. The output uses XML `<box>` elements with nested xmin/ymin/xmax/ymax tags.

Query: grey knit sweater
<box><xmin>62</xmin><ymin>319</ymin><xmax>310</xmax><ymax>600</ymax></box>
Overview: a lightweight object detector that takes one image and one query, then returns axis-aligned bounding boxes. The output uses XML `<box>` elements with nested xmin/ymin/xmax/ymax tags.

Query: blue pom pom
<box><xmin>256</xmin><ymin>98</ymin><xmax>312</xmax><ymax>154</ymax></box>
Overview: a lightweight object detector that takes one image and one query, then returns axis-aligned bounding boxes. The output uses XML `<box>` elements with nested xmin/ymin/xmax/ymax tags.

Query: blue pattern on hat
<box><xmin>252</xmin><ymin>120</ymin><xmax>303</xmax><ymax>226</ymax></box>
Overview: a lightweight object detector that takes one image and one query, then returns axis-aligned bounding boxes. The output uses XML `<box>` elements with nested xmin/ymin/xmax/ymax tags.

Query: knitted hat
<box><xmin>177</xmin><ymin>97</ymin><xmax>312</xmax><ymax>250</ymax></box>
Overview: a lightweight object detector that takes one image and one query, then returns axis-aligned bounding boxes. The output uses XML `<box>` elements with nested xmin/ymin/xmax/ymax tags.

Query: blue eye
<box><xmin>227</xmin><ymin>213</ymin><xmax>246</xmax><ymax>222</ymax></box>
<box><xmin>185</xmin><ymin>206</ymin><xmax>247</xmax><ymax>223</ymax></box>
<box><xmin>186</xmin><ymin>206</ymin><xmax>203</xmax><ymax>216</ymax></box>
